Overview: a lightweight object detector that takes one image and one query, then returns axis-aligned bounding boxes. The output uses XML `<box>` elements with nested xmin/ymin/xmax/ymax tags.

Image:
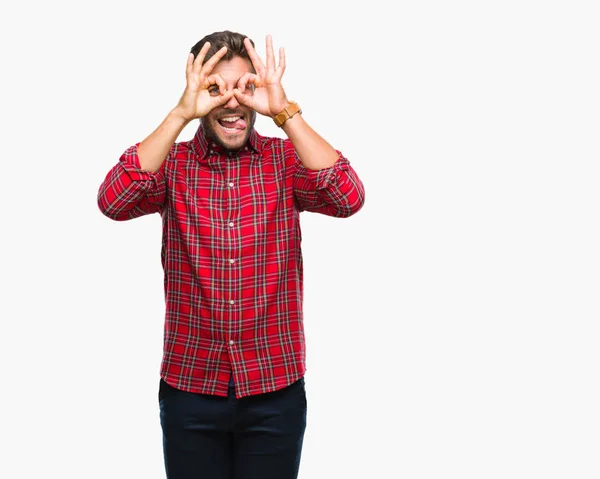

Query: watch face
<box><xmin>274</xmin><ymin>103</ymin><xmax>300</xmax><ymax>127</ymax></box>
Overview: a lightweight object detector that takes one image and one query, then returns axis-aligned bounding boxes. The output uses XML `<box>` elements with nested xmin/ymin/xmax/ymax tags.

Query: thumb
<box><xmin>233</xmin><ymin>88</ymin><xmax>253</xmax><ymax>108</ymax></box>
<box><xmin>213</xmin><ymin>90</ymin><xmax>235</xmax><ymax>106</ymax></box>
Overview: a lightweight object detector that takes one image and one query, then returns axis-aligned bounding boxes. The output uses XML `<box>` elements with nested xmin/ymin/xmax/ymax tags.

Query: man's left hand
<box><xmin>233</xmin><ymin>35</ymin><xmax>291</xmax><ymax>118</ymax></box>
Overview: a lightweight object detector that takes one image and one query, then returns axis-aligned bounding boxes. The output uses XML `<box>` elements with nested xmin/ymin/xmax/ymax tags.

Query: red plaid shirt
<box><xmin>97</xmin><ymin>125</ymin><xmax>365</xmax><ymax>398</ymax></box>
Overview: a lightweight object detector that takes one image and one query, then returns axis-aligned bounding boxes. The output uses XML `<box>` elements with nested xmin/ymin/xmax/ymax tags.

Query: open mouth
<box><xmin>217</xmin><ymin>115</ymin><xmax>247</xmax><ymax>135</ymax></box>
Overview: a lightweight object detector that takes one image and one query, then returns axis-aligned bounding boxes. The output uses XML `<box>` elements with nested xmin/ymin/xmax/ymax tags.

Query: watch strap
<box><xmin>273</xmin><ymin>102</ymin><xmax>302</xmax><ymax>127</ymax></box>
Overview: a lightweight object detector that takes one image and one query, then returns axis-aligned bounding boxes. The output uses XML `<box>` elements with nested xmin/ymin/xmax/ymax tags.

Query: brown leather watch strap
<box><xmin>273</xmin><ymin>102</ymin><xmax>302</xmax><ymax>127</ymax></box>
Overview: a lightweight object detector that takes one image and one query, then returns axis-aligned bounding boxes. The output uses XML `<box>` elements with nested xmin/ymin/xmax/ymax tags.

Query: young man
<box><xmin>97</xmin><ymin>30</ymin><xmax>365</xmax><ymax>479</ymax></box>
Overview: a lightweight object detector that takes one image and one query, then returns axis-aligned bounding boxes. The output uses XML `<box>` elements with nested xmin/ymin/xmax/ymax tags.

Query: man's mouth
<box><xmin>217</xmin><ymin>115</ymin><xmax>247</xmax><ymax>134</ymax></box>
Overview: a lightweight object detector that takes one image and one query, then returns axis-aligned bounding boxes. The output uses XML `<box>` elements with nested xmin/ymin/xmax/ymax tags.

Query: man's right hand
<box><xmin>174</xmin><ymin>42</ymin><xmax>233</xmax><ymax>122</ymax></box>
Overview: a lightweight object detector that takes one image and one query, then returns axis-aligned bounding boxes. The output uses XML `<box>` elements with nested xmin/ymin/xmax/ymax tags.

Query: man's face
<box><xmin>200</xmin><ymin>56</ymin><xmax>256</xmax><ymax>152</ymax></box>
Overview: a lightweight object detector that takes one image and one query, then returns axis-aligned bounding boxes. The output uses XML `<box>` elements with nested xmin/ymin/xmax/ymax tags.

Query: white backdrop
<box><xmin>2</xmin><ymin>0</ymin><xmax>599</xmax><ymax>478</ymax></box>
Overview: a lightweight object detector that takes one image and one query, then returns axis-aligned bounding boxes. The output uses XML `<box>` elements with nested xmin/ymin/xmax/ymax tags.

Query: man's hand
<box><xmin>233</xmin><ymin>35</ymin><xmax>291</xmax><ymax>118</ymax></box>
<box><xmin>174</xmin><ymin>42</ymin><xmax>234</xmax><ymax>122</ymax></box>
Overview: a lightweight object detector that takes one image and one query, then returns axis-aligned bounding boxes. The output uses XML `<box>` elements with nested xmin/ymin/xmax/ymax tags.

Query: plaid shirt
<box><xmin>97</xmin><ymin>125</ymin><xmax>365</xmax><ymax>398</ymax></box>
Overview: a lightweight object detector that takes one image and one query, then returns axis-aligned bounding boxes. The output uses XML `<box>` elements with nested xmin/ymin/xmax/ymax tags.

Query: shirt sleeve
<box><xmin>293</xmin><ymin>151</ymin><xmax>365</xmax><ymax>217</ymax></box>
<box><xmin>97</xmin><ymin>144</ymin><xmax>167</xmax><ymax>221</ymax></box>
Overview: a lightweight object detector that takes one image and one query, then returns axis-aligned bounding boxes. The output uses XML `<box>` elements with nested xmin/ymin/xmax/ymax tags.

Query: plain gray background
<box><xmin>2</xmin><ymin>0</ymin><xmax>599</xmax><ymax>477</ymax></box>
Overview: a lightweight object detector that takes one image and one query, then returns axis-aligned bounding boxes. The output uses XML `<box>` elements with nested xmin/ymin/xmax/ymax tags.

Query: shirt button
<box><xmin>228</xmin><ymin>182</ymin><xmax>234</xmax><ymax>188</ymax></box>
<box><xmin>229</xmin><ymin>299</ymin><xmax>235</xmax><ymax>305</ymax></box>
<box><xmin>229</xmin><ymin>222</ymin><xmax>234</xmax><ymax>227</ymax></box>
<box><xmin>229</xmin><ymin>259</ymin><xmax>235</xmax><ymax>264</ymax></box>
<box><xmin>229</xmin><ymin>340</ymin><xmax>234</xmax><ymax>346</ymax></box>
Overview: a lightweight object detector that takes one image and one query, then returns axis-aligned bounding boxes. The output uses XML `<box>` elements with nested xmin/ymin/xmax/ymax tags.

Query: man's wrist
<box><xmin>273</xmin><ymin>102</ymin><xmax>302</xmax><ymax>128</ymax></box>
<box><xmin>169</xmin><ymin>107</ymin><xmax>193</xmax><ymax>126</ymax></box>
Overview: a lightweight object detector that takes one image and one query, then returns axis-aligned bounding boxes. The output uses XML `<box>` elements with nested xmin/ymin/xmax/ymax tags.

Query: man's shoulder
<box><xmin>256</xmin><ymin>131</ymin><xmax>294</xmax><ymax>154</ymax></box>
<box><xmin>168</xmin><ymin>139</ymin><xmax>194</xmax><ymax>160</ymax></box>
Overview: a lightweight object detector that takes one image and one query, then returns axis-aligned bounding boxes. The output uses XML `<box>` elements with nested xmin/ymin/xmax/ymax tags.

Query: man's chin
<box><xmin>203</xmin><ymin>122</ymin><xmax>251</xmax><ymax>152</ymax></box>
<box><xmin>222</xmin><ymin>128</ymin><xmax>246</xmax><ymax>144</ymax></box>
<box><xmin>219</xmin><ymin>135</ymin><xmax>248</xmax><ymax>152</ymax></box>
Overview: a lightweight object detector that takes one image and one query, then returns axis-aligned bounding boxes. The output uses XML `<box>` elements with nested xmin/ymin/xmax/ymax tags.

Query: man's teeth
<box><xmin>221</xmin><ymin>116</ymin><xmax>241</xmax><ymax>122</ymax></box>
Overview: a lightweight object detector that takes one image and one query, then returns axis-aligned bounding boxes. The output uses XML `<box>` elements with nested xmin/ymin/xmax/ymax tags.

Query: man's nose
<box><xmin>223</xmin><ymin>91</ymin><xmax>240</xmax><ymax>109</ymax></box>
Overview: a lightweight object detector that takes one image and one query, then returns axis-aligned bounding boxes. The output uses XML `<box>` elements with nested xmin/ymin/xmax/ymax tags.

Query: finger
<box><xmin>244</xmin><ymin>37</ymin><xmax>265</xmax><ymax>73</ymax></box>
<box><xmin>237</xmin><ymin>72</ymin><xmax>259</xmax><ymax>92</ymax></box>
<box><xmin>201</xmin><ymin>46</ymin><xmax>228</xmax><ymax>75</ymax></box>
<box><xmin>186</xmin><ymin>53</ymin><xmax>194</xmax><ymax>77</ymax></box>
<box><xmin>204</xmin><ymin>73</ymin><xmax>227</xmax><ymax>95</ymax></box>
<box><xmin>276</xmin><ymin>47</ymin><xmax>286</xmax><ymax>78</ymax></box>
<box><xmin>265</xmin><ymin>34</ymin><xmax>275</xmax><ymax>71</ymax></box>
<box><xmin>193</xmin><ymin>42</ymin><xmax>212</xmax><ymax>74</ymax></box>
<box><xmin>212</xmin><ymin>89</ymin><xmax>235</xmax><ymax>107</ymax></box>
<box><xmin>233</xmin><ymin>88</ymin><xmax>253</xmax><ymax>108</ymax></box>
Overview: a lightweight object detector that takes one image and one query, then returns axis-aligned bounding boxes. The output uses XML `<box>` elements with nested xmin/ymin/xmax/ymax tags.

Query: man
<box><xmin>97</xmin><ymin>30</ymin><xmax>365</xmax><ymax>479</ymax></box>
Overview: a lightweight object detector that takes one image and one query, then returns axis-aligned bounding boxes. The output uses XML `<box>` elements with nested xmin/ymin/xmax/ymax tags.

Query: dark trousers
<box><xmin>159</xmin><ymin>377</ymin><xmax>307</xmax><ymax>479</ymax></box>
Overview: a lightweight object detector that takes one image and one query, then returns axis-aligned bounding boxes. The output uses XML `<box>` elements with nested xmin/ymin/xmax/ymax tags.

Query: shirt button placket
<box><xmin>227</xmin><ymin>169</ymin><xmax>237</xmax><ymax>352</ymax></box>
<box><xmin>228</xmin><ymin>180</ymin><xmax>236</xmax><ymax>265</ymax></box>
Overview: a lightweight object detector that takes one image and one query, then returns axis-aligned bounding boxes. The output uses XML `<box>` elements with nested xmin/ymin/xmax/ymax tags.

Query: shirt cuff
<box><xmin>301</xmin><ymin>153</ymin><xmax>351</xmax><ymax>191</ymax></box>
<box><xmin>119</xmin><ymin>144</ymin><xmax>157</xmax><ymax>181</ymax></box>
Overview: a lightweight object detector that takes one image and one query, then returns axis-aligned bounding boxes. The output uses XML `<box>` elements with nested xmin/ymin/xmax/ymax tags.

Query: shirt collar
<box><xmin>190</xmin><ymin>124</ymin><xmax>262</xmax><ymax>160</ymax></box>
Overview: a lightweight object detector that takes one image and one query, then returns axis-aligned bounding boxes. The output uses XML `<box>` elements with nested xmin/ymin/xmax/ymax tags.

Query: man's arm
<box><xmin>280</xmin><ymin>110</ymin><xmax>339</xmax><ymax>171</ymax></box>
<box><xmin>286</xmin><ymin>139</ymin><xmax>365</xmax><ymax>218</ymax></box>
<box><xmin>137</xmin><ymin>42</ymin><xmax>234</xmax><ymax>172</ymax></box>
<box><xmin>281</xmin><ymin>110</ymin><xmax>365</xmax><ymax>216</ymax></box>
<box><xmin>97</xmin><ymin>42</ymin><xmax>234</xmax><ymax>221</ymax></box>
<box><xmin>232</xmin><ymin>35</ymin><xmax>365</xmax><ymax>217</ymax></box>
<box><xmin>97</xmin><ymin>144</ymin><xmax>168</xmax><ymax>221</ymax></box>
<box><xmin>136</xmin><ymin>110</ymin><xmax>190</xmax><ymax>172</ymax></box>
<box><xmin>97</xmin><ymin>109</ymin><xmax>188</xmax><ymax>221</ymax></box>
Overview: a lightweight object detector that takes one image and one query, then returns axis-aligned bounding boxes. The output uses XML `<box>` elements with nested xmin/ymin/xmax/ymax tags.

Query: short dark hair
<box><xmin>190</xmin><ymin>30</ymin><xmax>255</xmax><ymax>65</ymax></box>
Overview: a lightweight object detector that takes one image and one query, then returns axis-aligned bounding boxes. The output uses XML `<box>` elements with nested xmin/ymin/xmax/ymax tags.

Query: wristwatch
<box><xmin>273</xmin><ymin>102</ymin><xmax>302</xmax><ymax>127</ymax></box>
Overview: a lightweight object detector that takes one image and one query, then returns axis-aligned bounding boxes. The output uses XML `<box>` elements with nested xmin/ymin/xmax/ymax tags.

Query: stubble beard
<box><xmin>201</xmin><ymin>110</ymin><xmax>257</xmax><ymax>153</ymax></box>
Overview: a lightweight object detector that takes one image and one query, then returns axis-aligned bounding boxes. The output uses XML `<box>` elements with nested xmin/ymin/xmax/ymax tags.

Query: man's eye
<box><xmin>239</xmin><ymin>84</ymin><xmax>254</xmax><ymax>94</ymax></box>
<box><xmin>208</xmin><ymin>86</ymin><xmax>220</xmax><ymax>96</ymax></box>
